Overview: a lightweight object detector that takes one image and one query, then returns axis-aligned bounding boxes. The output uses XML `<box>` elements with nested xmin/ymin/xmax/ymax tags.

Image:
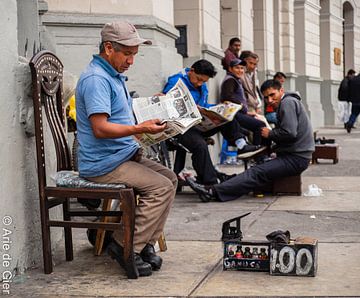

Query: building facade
<box><xmin>1</xmin><ymin>0</ymin><xmax>359</xmax><ymax>277</ymax></box>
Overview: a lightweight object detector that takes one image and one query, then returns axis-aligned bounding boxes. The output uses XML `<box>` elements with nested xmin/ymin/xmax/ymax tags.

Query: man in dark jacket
<box><xmin>338</xmin><ymin>69</ymin><xmax>355</xmax><ymax>129</ymax></box>
<box><xmin>345</xmin><ymin>71</ymin><xmax>360</xmax><ymax>133</ymax></box>
<box><xmin>186</xmin><ymin>79</ymin><xmax>314</xmax><ymax>202</ymax></box>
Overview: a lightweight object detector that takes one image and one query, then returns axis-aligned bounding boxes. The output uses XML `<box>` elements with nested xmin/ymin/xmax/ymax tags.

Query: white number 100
<box><xmin>271</xmin><ymin>247</ymin><xmax>313</xmax><ymax>275</ymax></box>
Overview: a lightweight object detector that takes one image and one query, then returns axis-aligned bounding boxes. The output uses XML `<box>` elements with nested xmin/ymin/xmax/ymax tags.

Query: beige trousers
<box><xmin>88</xmin><ymin>158</ymin><xmax>177</xmax><ymax>253</ymax></box>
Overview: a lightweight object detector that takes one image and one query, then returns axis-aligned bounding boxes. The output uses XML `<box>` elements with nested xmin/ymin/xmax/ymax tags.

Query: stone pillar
<box><xmin>253</xmin><ymin>0</ymin><xmax>275</xmax><ymax>83</ymax></box>
<box><xmin>0</xmin><ymin>0</ymin><xmax>59</xmax><ymax>277</ymax></box>
<box><xmin>42</xmin><ymin>0</ymin><xmax>183</xmax><ymax>97</ymax></box>
<box><xmin>319</xmin><ymin>0</ymin><xmax>343</xmax><ymax>125</ymax></box>
<box><xmin>274</xmin><ymin>0</ymin><xmax>297</xmax><ymax>91</ymax></box>
<box><xmin>220</xmin><ymin>0</ymin><xmax>254</xmax><ymax>51</ymax></box>
<box><xmin>294</xmin><ymin>0</ymin><xmax>323</xmax><ymax>128</ymax></box>
<box><xmin>174</xmin><ymin>0</ymin><xmax>224</xmax><ymax>104</ymax></box>
<box><xmin>175</xmin><ymin>0</ymin><xmax>224</xmax><ymax>161</ymax></box>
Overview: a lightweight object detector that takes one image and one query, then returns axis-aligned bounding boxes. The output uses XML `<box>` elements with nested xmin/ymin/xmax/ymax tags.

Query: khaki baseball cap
<box><xmin>101</xmin><ymin>21</ymin><xmax>152</xmax><ymax>46</ymax></box>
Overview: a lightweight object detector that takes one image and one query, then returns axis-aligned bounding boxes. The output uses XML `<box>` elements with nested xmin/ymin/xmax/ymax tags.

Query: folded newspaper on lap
<box><xmin>132</xmin><ymin>79</ymin><xmax>202</xmax><ymax>146</ymax></box>
<box><xmin>196</xmin><ymin>101</ymin><xmax>243</xmax><ymax>132</ymax></box>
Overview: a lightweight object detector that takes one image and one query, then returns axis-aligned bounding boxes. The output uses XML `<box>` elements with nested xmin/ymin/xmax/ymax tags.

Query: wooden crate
<box><xmin>312</xmin><ymin>144</ymin><xmax>339</xmax><ymax>164</ymax></box>
<box><xmin>254</xmin><ymin>175</ymin><xmax>302</xmax><ymax>196</ymax></box>
<box><xmin>272</xmin><ymin>175</ymin><xmax>302</xmax><ymax>196</ymax></box>
<box><xmin>270</xmin><ymin>237</ymin><xmax>318</xmax><ymax>277</ymax></box>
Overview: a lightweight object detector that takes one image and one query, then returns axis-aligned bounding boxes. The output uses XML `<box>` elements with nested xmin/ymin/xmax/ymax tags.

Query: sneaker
<box><xmin>237</xmin><ymin>145</ymin><xmax>267</xmax><ymax>158</ymax></box>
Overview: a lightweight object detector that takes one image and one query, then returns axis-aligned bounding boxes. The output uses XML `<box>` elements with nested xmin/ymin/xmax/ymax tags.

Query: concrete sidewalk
<box><xmin>10</xmin><ymin>126</ymin><xmax>360</xmax><ymax>297</ymax></box>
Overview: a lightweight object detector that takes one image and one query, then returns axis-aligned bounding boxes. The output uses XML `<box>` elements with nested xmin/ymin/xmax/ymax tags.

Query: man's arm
<box><xmin>267</xmin><ymin>99</ymin><xmax>299</xmax><ymax>143</ymax></box>
<box><xmin>89</xmin><ymin>113</ymin><xmax>166</xmax><ymax>139</ymax></box>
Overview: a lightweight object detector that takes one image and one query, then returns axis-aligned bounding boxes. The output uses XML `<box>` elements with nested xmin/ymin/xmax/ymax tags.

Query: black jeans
<box><xmin>175</xmin><ymin>120</ymin><xmax>245</xmax><ymax>185</ymax></box>
<box><xmin>214</xmin><ymin>153</ymin><xmax>310</xmax><ymax>201</ymax></box>
<box><xmin>234</xmin><ymin>112</ymin><xmax>266</xmax><ymax>145</ymax></box>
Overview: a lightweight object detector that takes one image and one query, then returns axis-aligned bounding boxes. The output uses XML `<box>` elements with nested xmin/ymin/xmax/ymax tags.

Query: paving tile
<box><xmin>11</xmin><ymin>240</ymin><xmax>222</xmax><ymax>297</ymax></box>
<box><xmin>302</xmin><ymin>176</ymin><xmax>360</xmax><ymax>191</ymax></box>
<box><xmin>244</xmin><ymin>211</ymin><xmax>360</xmax><ymax>243</ymax></box>
<box><xmin>165</xmin><ymin>193</ymin><xmax>275</xmax><ymax>241</ymax></box>
<box><xmin>269</xmin><ymin>191</ymin><xmax>360</xmax><ymax>212</ymax></box>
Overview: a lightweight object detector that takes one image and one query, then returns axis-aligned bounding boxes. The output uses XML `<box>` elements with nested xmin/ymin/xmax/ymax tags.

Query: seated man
<box><xmin>163</xmin><ymin>59</ymin><xmax>260</xmax><ymax>186</ymax></box>
<box><xmin>186</xmin><ymin>79</ymin><xmax>314</xmax><ymax>202</ymax></box>
<box><xmin>239</xmin><ymin>51</ymin><xmax>263</xmax><ymax>113</ymax></box>
<box><xmin>220</xmin><ymin>58</ymin><xmax>266</xmax><ymax>147</ymax></box>
<box><xmin>265</xmin><ymin>71</ymin><xmax>287</xmax><ymax>125</ymax></box>
<box><xmin>76</xmin><ymin>21</ymin><xmax>177</xmax><ymax>277</ymax></box>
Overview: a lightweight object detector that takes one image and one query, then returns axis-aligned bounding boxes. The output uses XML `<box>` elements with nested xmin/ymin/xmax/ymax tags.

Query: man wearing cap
<box><xmin>76</xmin><ymin>21</ymin><xmax>177</xmax><ymax>278</ymax></box>
<box><xmin>220</xmin><ymin>58</ymin><xmax>267</xmax><ymax>147</ymax></box>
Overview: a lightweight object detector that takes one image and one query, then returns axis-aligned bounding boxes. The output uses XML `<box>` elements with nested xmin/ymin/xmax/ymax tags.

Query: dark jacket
<box><xmin>348</xmin><ymin>74</ymin><xmax>360</xmax><ymax>104</ymax></box>
<box><xmin>220</xmin><ymin>73</ymin><xmax>248</xmax><ymax>113</ymax></box>
<box><xmin>338</xmin><ymin>76</ymin><xmax>351</xmax><ymax>101</ymax></box>
<box><xmin>269</xmin><ymin>92</ymin><xmax>314</xmax><ymax>159</ymax></box>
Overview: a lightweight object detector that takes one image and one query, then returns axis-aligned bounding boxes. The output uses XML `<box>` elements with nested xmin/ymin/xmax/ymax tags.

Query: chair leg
<box><xmin>120</xmin><ymin>189</ymin><xmax>138</xmax><ymax>279</ymax></box>
<box><xmin>94</xmin><ymin>198</ymin><xmax>112</xmax><ymax>256</ymax></box>
<box><xmin>158</xmin><ymin>232</ymin><xmax>167</xmax><ymax>252</ymax></box>
<box><xmin>63</xmin><ymin>200</ymin><xmax>73</xmax><ymax>261</ymax></box>
<box><xmin>40</xmin><ymin>196</ymin><xmax>53</xmax><ymax>274</ymax></box>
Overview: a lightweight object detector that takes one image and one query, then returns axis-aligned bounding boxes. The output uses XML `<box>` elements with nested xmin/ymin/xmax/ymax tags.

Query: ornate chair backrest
<box><xmin>30</xmin><ymin>51</ymin><xmax>72</xmax><ymax>191</ymax></box>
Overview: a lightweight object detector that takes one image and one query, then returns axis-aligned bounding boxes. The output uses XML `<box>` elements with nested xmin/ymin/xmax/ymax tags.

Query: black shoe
<box><xmin>345</xmin><ymin>123</ymin><xmax>352</xmax><ymax>133</ymax></box>
<box><xmin>140</xmin><ymin>243</ymin><xmax>162</xmax><ymax>270</ymax></box>
<box><xmin>107</xmin><ymin>241</ymin><xmax>152</xmax><ymax>277</ymax></box>
<box><xmin>185</xmin><ymin>177</ymin><xmax>219</xmax><ymax>202</ymax></box>
<box><xmin>237</xmin><ymin>145</ymin><xmax>266</xmax><ymax>158</ymax></box>
<box><xmin>77</xmin><ymin>198</ymin><xmax>101</xmax><ymax>210</ymax></box>
<box><xmin>216</xmin><ymin>171</ymin><xmax>236</xmax><ymax>183</ymax></box>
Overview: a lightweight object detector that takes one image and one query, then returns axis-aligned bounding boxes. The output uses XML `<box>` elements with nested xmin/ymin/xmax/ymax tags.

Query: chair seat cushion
<box><xmin>55</xmin><ymin>171</ymin><xmax>126</xmax><ymax>189</ymax></box>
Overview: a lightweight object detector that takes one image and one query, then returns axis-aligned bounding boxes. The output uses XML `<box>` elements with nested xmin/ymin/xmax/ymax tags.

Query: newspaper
<box><xmin>196</xmin><ymin>101</ymin><xmax>243</xmax><ymax>132</ymax></box>
<box><xmin>133</xmin><ymin>79</ymin><xmax>202</xmax><ymax>146</ymax></box>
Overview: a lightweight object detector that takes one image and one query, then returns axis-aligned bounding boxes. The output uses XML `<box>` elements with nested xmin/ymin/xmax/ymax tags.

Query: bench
<box><xmin>30</xmin><ymin>50</ymin><xmax>138</xmax><ymax>278</ymax></box>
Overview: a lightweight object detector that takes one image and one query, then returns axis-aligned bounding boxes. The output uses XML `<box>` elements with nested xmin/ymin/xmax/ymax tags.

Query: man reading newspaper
<box><xmin>162</xmin><ymin>59</ymin><xmax>261</xmax><ymax>186</ymax></box>
<box><xmin>133</xmin><ymin>80</ymin><xmax>244</xmax><ymax>145</ymax></box>
<box><xmin>132</xmin><ymin>79</ymin><xmax>202</xmax><ymax>146</ymax></box>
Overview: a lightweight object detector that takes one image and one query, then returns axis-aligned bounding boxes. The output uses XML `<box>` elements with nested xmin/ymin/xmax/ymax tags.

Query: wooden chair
<box><xmin>29</xmin><ymin>50</ymin><xmax>138</xmax><ymax>279</ymax></box>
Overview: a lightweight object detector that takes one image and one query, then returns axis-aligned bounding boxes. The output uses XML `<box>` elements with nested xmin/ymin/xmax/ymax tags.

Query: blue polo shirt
<box><xmin>162</xmin><ymin>68</ymin><xmax>213</xmax><ymax>108</ymax></box>
<box><xmin>76</xmin><ymin>55</ymin><xmax>139</xmax><ymax>178</ymax></box>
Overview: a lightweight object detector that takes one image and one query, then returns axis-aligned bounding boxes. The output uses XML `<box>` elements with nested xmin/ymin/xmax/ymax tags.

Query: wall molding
<box><xmin>41</xmin><ymin>12</ymin><xmax>180</xmax><ymax>40</ymax></box>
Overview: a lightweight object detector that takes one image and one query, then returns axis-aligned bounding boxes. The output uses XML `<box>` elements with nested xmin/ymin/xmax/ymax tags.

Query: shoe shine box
<box><xmin>223</xmin><ymin>240</ymin><xmax>270</xmax><ymax>271</ymax></box>
<box><xmin>222</xmin><ymin>213</ymin><xmax>270</xmax><ymax>272</ymax></box>
<box><xmin>269</xmin><ymin>237</ymin><xmax>318</xmax><ymax>277</ymax></box>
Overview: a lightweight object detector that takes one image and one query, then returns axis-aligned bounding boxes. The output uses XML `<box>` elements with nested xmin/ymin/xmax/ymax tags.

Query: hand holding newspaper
<box><xmin>132</xmin><ymin>79</ymin><xmax>202</xmax><ymax>146</ymax></box>
<box><xmin>196</xmin><ymin>101</ymin><xmax>243</xmax><ymax>132</ymax></box>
